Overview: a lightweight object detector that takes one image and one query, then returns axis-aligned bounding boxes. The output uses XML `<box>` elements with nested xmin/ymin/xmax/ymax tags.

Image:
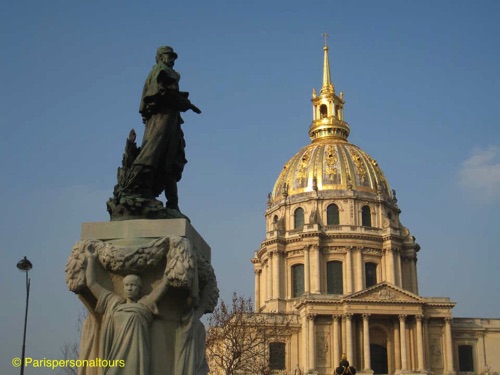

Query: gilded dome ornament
<box><xmin>268</xmin><ymin>39</ymin><xmax>392</xmax><ymax>208</ymax></box>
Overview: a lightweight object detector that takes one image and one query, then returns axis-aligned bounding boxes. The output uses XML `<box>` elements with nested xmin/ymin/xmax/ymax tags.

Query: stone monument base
<box><xmin>66</xmin><ymin>219</ymin><xmax>218</xmax><ymax>375</ymax></box>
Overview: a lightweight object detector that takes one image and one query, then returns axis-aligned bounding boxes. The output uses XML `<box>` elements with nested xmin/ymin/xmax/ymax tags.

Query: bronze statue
<box><xmin>335</xmin><ymin>353</ymin><xmax>357</xmax><ymax>375</ymax></box>
<box><xmin>107</xmin><ymin>46</ymin><xmax>201</xmax><ymax>221</ymax></box>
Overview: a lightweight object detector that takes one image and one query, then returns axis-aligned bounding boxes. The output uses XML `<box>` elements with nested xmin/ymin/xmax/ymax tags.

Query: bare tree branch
<box><xmin>206</xmin><ymin>292</ymin><xmax>298</xmax><ymax>375</ymax></box>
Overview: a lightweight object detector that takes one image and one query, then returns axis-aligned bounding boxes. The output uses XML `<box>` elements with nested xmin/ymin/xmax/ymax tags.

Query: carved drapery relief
<box><xmin>317</xmin><ymin>332</ymin><xmax>330</xmax><ymax>366</ymax></box>
<box><xmin>430</xmin><ymin>337</ymin><xmax>443</xmax><ymax>369</ymax></box>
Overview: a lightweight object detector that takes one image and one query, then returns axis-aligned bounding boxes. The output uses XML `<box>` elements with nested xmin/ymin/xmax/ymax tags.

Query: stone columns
<box><xmin>385</xmin><ymin>248</ymin><xmax>395</xmax><ymax>284</ymax></box>
<box><xmin>362</xmin><ymin>314</ymin><xmax>372</xmax><ymax>371</ymax></box>
<box><xmin>399</xmin><ymin>314</ymin><xmax>408</xmax><ymax>371</ymax></box>
<box><xmin>345</xmin><ymin>248</ymin><xmax>353</xmax><ymax>293</ymax></box>
<box><xmin>313</xmin><ymin>245</ymin><xmax>321</xmax><ymax>294</ymax></box>
<box><xmin>395</xmin><ymin>250</ymin><xmax>402</xmax><ymax>287</ymax></box>
<box><xmin>272</xmin><ymin>250</ymin><xmax>280</xmax><ymax>299</ymax></box>
<box><xmin>302</xmin><ymin>314</ymin><xmax>309</xmax><ymax>370</ymax></box>
<box><xmin>308</xmin><ymin>314</ymin><xmax>317</xmax><ymax>371</ymax></box>
<box><xmin>304</xmin><ymin>246</ymin><xmax>311</xmax><ymax>294</ymax></box>
<box><xmin>423</xmin><ymin>317</ymin><xmax>429</xmax><ymax>372</ymax></box>
<box><xmin>333</xmin><ymin>315</ymin><xmax>341</xmax><ymax>366</ymax></box>
<box><xmin>444</xmin><ymin>318</ymin><xmax>455</xmax><ymax>375</ymax></box>
<box><xmin>254</xmin><ymin>269</ymin><xmax>261</xmax><ymax>311</ymax></box>
<box><xmin>355</xmin><ymin>247</ymin><xmax>363</xmax><ymax>292</ymax></box>
<box><xmin>415</xmin><ymin>315</ymin><xmax>425</xmax><ymax>372</ymax></box>
<box><xmin>411</xmin><ymin>256</ymin><xmax>419</xmax><ymax>295</ymax></box>
<box><xmin>381</xmin><ymin>250</ymin><xmax>387</xmax><ymax>282</ymax></box>
<box><xmin>394</xmin><ymin>319</ymin><xmax>401</xmax><ymax>371</ymax></box>
<box><xmin>344</xmin><ymin>313</ymin><xmax>354</xmax><ymax>363</ymax></box>
<box><xmin>266</xmin><ymin>256</ymin><xmax>272</xmax><ymax>300</ymax></box>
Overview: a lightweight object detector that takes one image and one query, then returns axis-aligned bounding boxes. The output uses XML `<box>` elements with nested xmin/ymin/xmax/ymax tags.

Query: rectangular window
<box><xmin>327</xmin><ymin>261</ymin><xmax>343</xmax><ymax>294</ymax></box>
<box><xmin>458</xmin><ymin>345</ymin><xmax>474</xmax><ymax>372</ymax></box>
<box><xmin>365</xmin><ymin>262</ymin><xmax>377</xmax><ymax>288</ymax></box>
<box><xmin>269</xmin><ymin>342</ymin><xmax>286</xmax><ymax>370</ymax></box>
<box><xmin>292</xmin><ymin>264</ymin><xmax>304</xmax><ymax>297</ymax></box>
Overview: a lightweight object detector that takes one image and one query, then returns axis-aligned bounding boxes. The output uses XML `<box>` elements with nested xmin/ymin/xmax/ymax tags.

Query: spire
<box><xmin>321</xmin><ymin>33</ymin><xmax>334</xmax><ymax>94</ymax></box>
<box><xmin>309</xmin><ymin>35</ymin><xmax>350</xmax><ymax>143</ymax></box>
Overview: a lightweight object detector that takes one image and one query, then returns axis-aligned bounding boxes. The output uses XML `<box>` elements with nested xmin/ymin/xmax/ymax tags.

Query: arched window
<box><xmin>294</xmin><ymin>208</ymin><xmax>304</xmax><ymax>230</ymax></box>
<box><xmin>327</xmin><ymin>204</ymin><xmax>340</xmax><ymax>225</ymax></box>
<box><xmin>291</xmin><ymin>264</ymin><xmax>304</xmax><ymax>297</ymax></box>
<box><xmin>326</xmin><ymin>261</ymin><xmax>343</xmax><ymax>294</ymax></box>
<box><xmin>320</xmin><ymin>104</ymin><xmax>328</xmax><ymax>118</ymax></box>
<box><xmin>458</xmin><ymin>345</ymin><xmax>474</xmax><ymax>372</ymax></box>
<box><xmin>365</xmin><ymin>262</ymin><xmax>377</xmax><ymax>288</ymax></box>
<box><xmin>362</xmin><ymin>205</ymin><xmax>372</xmax><ymax>227</ymax></box>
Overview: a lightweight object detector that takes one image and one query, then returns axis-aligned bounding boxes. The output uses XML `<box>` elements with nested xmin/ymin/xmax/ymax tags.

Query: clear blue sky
<box><xmin>1</xmin><ymin>1</ymin><xmax>499</xmax><ymax>373</ymax></box>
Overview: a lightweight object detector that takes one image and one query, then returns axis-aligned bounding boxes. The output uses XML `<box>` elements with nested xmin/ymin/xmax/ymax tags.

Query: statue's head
<box><xmin>123</xmin><ymin>274</ymin><xmax>142</xmax><ymax>301</ymax></box>
<box><xmin>156</xmin><ymin>46</ymin><xmax>178</xmax><ymax>67</ymax></box>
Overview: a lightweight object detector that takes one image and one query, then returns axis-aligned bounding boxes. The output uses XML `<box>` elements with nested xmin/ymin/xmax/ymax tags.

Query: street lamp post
<box><xmin>17</xmin><ymin>256</ymin><xmax>33</xmax><ymax>375</ymax></box>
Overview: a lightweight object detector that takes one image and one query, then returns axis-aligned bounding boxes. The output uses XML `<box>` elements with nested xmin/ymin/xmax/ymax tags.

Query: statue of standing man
<box><xmin>107</xmin><ymin>46</ymin><xmax>201</xmax><ymax>221</ymax></box>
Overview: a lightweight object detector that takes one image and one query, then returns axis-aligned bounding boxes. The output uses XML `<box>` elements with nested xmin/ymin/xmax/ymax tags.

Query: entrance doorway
<box><xmin>370</xmin><ymin>344</ymin><xmax>388</xmax><ymax>374</ymax></box>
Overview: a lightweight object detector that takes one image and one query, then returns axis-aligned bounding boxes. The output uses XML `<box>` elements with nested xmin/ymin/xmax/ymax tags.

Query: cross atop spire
<box><xmin>309</xmin><ymin>37</ymin><xmax>350</xmax><ymax>142</ymax></box>
<box><xmin>322</xmin><ymin>33</ymin><xmax>329</xmax><ymax>47</ymax></box>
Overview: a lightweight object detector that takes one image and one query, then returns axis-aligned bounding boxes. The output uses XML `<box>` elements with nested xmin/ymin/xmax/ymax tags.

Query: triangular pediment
<box><xmin>345</xmin><ymin>282</ymin><xmax>423</xmax><ymax>303</ymax></box>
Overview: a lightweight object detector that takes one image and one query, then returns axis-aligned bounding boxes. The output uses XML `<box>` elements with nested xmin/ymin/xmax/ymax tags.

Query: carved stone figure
<box><xmin>107</xmin><ymin>46</ymin><xmax>201</xmax><ymax>221</ymax></box>
<box><xmin>66</xmin><ymin>235</ymin><xmax>219</xmax><ymax>375</ymax></box>
<box><xmin>85</xmin><ymin>245</ymin><xmax>169</xmax><ymax>375</ymax></box>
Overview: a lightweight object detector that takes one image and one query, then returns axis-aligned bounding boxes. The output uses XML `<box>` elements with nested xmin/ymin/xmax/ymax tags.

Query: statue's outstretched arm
<box><xmin>149</xmin><ymin>275</ymin><xmax>170</xmax><ymax>305</ymax></box>
<box><xmin>84</xmin><ymin>245</ymin><xmax>107</xmax><ymax>301</ymax></box>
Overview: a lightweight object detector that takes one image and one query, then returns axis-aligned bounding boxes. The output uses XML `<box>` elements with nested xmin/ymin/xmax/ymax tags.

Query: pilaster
<box><xmin>333</xmin><ymin>315</ymin><xmax>341</xmax><ymax>366</ymax></box>
<box><xmin>362</xmin><ymin>314</ymin><xmax>373</xmax><ymax>374</ymax></box>
<box><xmin>312</xmin><ymin>245</ymin><xmax>321</xmax><ymax>294</ymax></box>
<box><xmin>415</xmin><ymin>315</ymin><xmax>426</xmax><ymax>373</ymax></box>
<box><xmin>307</xmin><ymin>313</ymin><xmax>318</xmax><ymax>374</ymax></box>
<box><xmin>254</xmin><ymin>269</ymin><xmax>261</xmax><ymax>312</ymax></box>
<box><xmin>304</xmin><ymin>245</ymin><xmax>311</xmax><ymax>294</ymax></box>
<box><xmin>397</xmin><ymin>314</ymin><xmax>408</xmax><ymax>374</ymax></box>
<box><xmin>272</xmin><ymin>250</ymin><xmax>281</xmax><ymax>299</ymax></box>
<box><xmin>344</xmin><ymin>313</ymin><xmax>354</xmax><ymax>365</ymax></box>
<box><xmin>345</xmin><ymin>248</ymin><xmax>353</xmax><ymax>293</ymax></box>
<box><xmin>444</xmin><ymin>318</ymin><xmax>456</xmax><ymax>375</ymax></box>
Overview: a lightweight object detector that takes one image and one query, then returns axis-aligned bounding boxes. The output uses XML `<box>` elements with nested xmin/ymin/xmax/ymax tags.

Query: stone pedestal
<box><xmin>81</xmin><ymin>219</ymin><xmax>210</xmax><ymax>260</ymax></box>
<box><xmin>66</xmin><ymin>219</ymin><xmax>218</xmax><ymax>375</ymax></box>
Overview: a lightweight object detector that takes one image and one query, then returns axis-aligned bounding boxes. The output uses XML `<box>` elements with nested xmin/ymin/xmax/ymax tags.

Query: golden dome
<box><xmin>270</xmin><ymin>139</ymin><xmax>391</xmax><ymax>202</ymax></box>
<box><xmin>269</xmin><ymin>39</ymin><xmax>392</xmax><ymax>205</ymax></box>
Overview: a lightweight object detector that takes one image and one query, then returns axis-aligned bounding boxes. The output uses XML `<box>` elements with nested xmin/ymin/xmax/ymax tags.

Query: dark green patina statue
<box><xmin>107</xmin><ymin>46</ymin><xmax>201</xmax><ymax>221</ymax></box>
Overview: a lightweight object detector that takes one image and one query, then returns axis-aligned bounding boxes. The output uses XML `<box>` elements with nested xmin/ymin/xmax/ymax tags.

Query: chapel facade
<box><xmin>250</xmin><ymin>42</ymin><xmax>500</xmax><ymax>375</ymax></box>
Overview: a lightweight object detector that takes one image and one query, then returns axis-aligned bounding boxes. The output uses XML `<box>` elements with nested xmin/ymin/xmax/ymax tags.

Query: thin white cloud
<box><xmin>459</xmin><ymin>146</ymin><xmax>500</xmax><ymax>202</ymax></box>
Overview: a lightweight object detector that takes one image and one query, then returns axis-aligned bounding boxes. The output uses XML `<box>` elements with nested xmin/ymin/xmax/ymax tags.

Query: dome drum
<box><xmin>309</xmin><ymin>119</ymin><xmax>350</xmax><ymax>141</ymax></box>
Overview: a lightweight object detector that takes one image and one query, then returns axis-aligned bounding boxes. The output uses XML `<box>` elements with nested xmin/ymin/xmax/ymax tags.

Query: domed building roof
<box><xmin>269</xmin><ymin>41</ymin><xmax>392</xmax><ymax>206</ymax></box>
<box><xmin>271</xmin><ymin>140</ymin><xmax>391</xmax><ymax>201</ymax></box>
